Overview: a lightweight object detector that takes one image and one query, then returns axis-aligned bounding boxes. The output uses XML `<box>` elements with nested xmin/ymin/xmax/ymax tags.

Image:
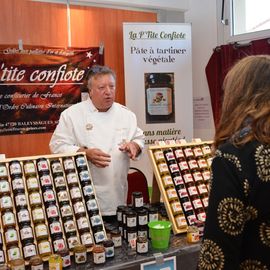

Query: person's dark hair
<box><xmin>214</xmin><ymin>55</ymin><xmax>270</xmax><ymax>150</ymax></box>
<box><xmin>87</xmin><ymin>65</ymin><xmax>116</xmax><ymax>89</ymax></box>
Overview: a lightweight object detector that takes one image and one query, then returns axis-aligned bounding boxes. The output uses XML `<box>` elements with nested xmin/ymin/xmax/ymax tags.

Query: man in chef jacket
<box><xmin>49</xmin><ymin>65</ymin><xmax>145</xmax><ymax>222</ymax></box>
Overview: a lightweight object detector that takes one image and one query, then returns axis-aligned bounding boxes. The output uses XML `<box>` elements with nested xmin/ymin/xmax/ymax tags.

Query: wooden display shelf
<box><xmin>148</xmin><ymin>140</ymin><xmax>213</xmax><ymax>235</ymax></box>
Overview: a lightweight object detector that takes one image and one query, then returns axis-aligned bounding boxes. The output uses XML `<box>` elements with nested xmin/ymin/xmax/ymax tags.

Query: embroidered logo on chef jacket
<box><xmin>85</xmin><ymin>123</ymin><xmax>93</xmax><ymax>130</ymax></box>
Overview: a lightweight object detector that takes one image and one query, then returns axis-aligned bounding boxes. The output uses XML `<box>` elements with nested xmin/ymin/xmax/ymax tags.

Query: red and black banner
<box><xmin>0</xmin><ymin>45</ymin><xmax>104</xmax><ymax>135</ymax></box>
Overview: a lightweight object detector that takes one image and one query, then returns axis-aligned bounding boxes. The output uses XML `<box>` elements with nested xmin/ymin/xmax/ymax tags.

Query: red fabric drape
<box><xmin>205</xmin><ymin>37</ymin><xmax>270</xmax><ymax>127</ymax></box>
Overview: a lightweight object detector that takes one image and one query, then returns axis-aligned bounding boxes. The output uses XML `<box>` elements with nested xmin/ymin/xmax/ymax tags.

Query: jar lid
<box><xmin>29</xmin><ymin>255</ymin><xmax>43</xmax><ymax>265</ymax></box>
<box><xmin>102</xmin><ymin>239</ymin><xmax>114</xmax><ymax>247</ymax></box>
<box><xmin>92</xmin><ymin>245</ymin><xmax>105</xmax><ymax>253</ymax></box>
<box><xmin>73</xmin><ymin>244</ymin><xmax>86</xmax><ymax>253</ymax></box>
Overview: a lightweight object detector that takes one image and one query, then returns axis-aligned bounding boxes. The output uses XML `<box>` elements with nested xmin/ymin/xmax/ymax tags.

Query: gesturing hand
<box><xmin>85</xmin><ymin>148</ymin><xmax>111</xmax><ymax>168</ymax></box>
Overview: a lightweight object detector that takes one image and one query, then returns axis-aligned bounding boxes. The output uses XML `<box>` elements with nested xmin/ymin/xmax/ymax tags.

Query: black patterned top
<box><xmin>198</xmin><ymin>140</ymin><xmax>270</xmax><ymax>270</ymax></box>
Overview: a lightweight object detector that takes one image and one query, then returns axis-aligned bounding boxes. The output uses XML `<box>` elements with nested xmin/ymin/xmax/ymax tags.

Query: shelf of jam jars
<box><xmin>0</xmin><ymin>152</ymin><xmax>106</xmax><ymax>266</ymax></box>
<box><xmin>148</xmin><ymin>140</ymin><xmax>213</xmax><ymax>235</ymax></box>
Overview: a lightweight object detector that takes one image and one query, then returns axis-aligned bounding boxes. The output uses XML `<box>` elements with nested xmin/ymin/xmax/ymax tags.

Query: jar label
<box><xmin>188</xmin><ymin>186</ymin><xmax>198</xmax><ymax>196</ymax></box>
<box><xmin>138</xmin><ymin>215</ymin><xmax>148</xmax><ymax>226</ymax></box>
<box><xmin>137</xmin><ymin>240</ymin><xmax>148</xmax><ymax>253</ymax></box>
<box><xmin>23</xmin><ymin>244</ymin><xmax>37</xmax><ymax>258</ymax></box>
<box><xmin>193</xmin><ymin>172</ymin><xmax>203</xmax><ymax>182</ymax></box>
<box><xmin>12</xmin><ymin>178</ymin><xmax>24</xmax><ymax>190</ymax></box>
<box><xmin>179</xmin><ymin>161</ymin><xmax>188</xmax><ymax>171</ymax></box>
<box><xmin>105</xmin><ymin>246</ymin><xmax>114</xmax><ymax>258</ymax></box>
<box><xmin>183</xmin><ymin>173</ymin><xmax>193</xmax><ymax>183</ymax></box>
<box><xmin>0</xmin><ymin>180</ymin><xmax>10</xmax><ymax>193</ymax></box>
<box><xmin>93</xmin><ymin>251</ymin><xmax>105</xmax><ymax>264</ymax></box>
<box><xmin>7</xmin><ymin>247</ymin><xmax>21</xmax><ymax>261</ymax></box>
<box><xmin>112</xmin><ymin>236</ymin><xmax>122</xmax><ymax>247</ymax></box>
<box><xmin>63</xmin><ymin>158</ymin><xmax>75</xmax><ymax>170</ymax></box>
<box><xmin>37</xmin><ymin>160</ymin><xmax>49</xmax><ymax>171</ymax></box>
<box><xmin>94</xmin><ymin>231</ymin><xmax>106</xmax><ymax>243</ymax></box>
<box><xmin>75</xmin><ymin>251</ymin><xmax>87</xmax><ymax>264</ymax></box>
<box><xmin>127</xmin><ymin>216</ymin><xmax>137</xmax><ymax>227</ymax></box>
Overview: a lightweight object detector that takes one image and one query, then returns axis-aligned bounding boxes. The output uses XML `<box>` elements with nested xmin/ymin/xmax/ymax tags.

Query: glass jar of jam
<box><xmin>29</xmin><ymin>192</ymin><xmax>42</xmax><ymax>207</ymax></box>
<box><xmin>75</xmin><ymin>154</ymin><xmax>87</xmax><ymax>168</ymax></box>
<box><xmin>187</xmin><ymin>225</ymin><xmax>200</xmax><ymax>243</ymax></box>
<box><xmin>110</xmin><ymin>229</ymin><xmax>122</xmax><ymax>248</ymax></box>
<box><xmin>126</xmin><ymin>210</ymin><xmax>137</xmax><ymax>228</ymax></box>
<box><xmin>0</xmin><ymin>180</ymin><xmax>10</xmax><ymax>195</ymax></box>
<box><xmin>0</xmin><ymin>163</ymin><xmax>8</xmax><ymax>179</ymax></box>
<box><xmin>137</xmin><ymin>225</ymin><xmax>148</xmax><ymax>238</ymax></box>
<box><xmin>29</xmin><ymin>255</ymin><xmax>43</xmax><ymax>270</ymax></box>
<box><xmin>60</xmin><ymin>203</ymin><xmax>73</xmax><ymax>219</ymax></box>
<box><xmin>2</xmin><ymin>211</ymin><xmax>16</xmax><ymax>228</ymax></box>
<box><xmin>9</xmin><ymin>258</ymin><xmax>25</xmax><ymax>270</ymax></box>
<box><xmin>39</xmin><ymin>174</ymin><xmax>52</xmax><ymax>191</ymax></box>
<box><xmin>35</xmin><ymin>223</ymin><xmax>49</xmax><ymax>241</ymax></box>
<box><xmin>17</xmin><ymin>208</ymin><xmax>30</xmax><ymax>224</ymax></box>
<box><xmin>37</xmin><ymin>240</ymin><xmax>52</xmax><ymax>257</ymax></box>
<box><xmin>0</xmin><ymin>250</ymin><xmax>5</xmax><ymax>265</ymax></box>
<box><xmin>103</xmin><ymin>239</ymin><xmax>114</xmax><ymax>258</ymax></box>
<box><xmin>43</xmin><ymin>188</ymin><xmax>56</xmax><ymax>205</ymax></box>
<box><xmin>32</xmin><ymin>207</ymin><xmax>45</xmax><ymax>223</ymax></box>
<box><xmin>183</xmin><ymin>147</ymin><xmax>194</xmax><ymax>159</ymax></box>
<box><xmin>20</xmin><ymin>224</ymin><xmax>34</xmax><ymax>244</ymax></box>
<box><xmin>15</xmin><ymin>192</ymin><xmax>27</xmax><ymax>209</ymax></box>
<box><xmin>170</xmin><ymin>200</ymin><xmax>183</xmax><ymax>216</ymax></box>
<box><xmin>7</xmin><ymin>245</ymin><xmax>21</xmax><ymax>261</ymax></box>
<box><xmin>80</xmin><ymin>232</ymin><xmax>93</xmax><ymax>247</ymax></box>
<box><xmin>52</xmin><ymin>236</ymin><xmax>66</xmax><ymax>253</ymax></box>
<box><xmin>48</xmin><ymin>254</ymin><xmax>63</xmax><ymax>270</ymax></box>
<box><xmin>82</xmin><ymin>184</ymin><xmax>94</xmax><ymax>198</ymax></box>
<box><xmin>92</xmin><ymin>245</ymin><xmax>105</xmax><ymax>264</ymax></box>
<box><xmin>70</xmin><ymin>186</ymin><xmax>82</xmax><ymax>202</ymax></box>
<box><xmin>66</xmin><ymin>172</ymin><xmax>79</xmax><ymax>186</ymax></box>
<box><xmin>136</xmin><ymin>236</ymin><xmax>148</xmax><ymax>254</ymax></box>
<box><xmin>50</xmin><ymin>220</ymin><xmax>63</xmax><ymax>237</ymax></box>
<box><xmin>23</xmin><ymin>160</ymin><xmax>36</xmax><ymax>176</ymax></box>
<box><xmin>54</xmin><ymin>174</ymin><xmax>66</xmax><ymax>190</ymax></box>
<box><xmin>5</xmin><ymin>227</ymin><xmax>19</xmax><ymax>246</ymax></box>
<box><xmin>74</xmin><ymin>244</ymin><xmax>87</xmax><ymax>264</ymax></box>
<box><xmin>26</xmin><ymin>176</ymin><xmax>39</xmax><ymax>192</ymax></box>
<box><xmin>63</xmin><ymin>218</ymin><xmax>76</xmax><ymax>235</ymax></box>
<box><xmin>0</xmin><ymin>195</ymin><xmax>13</xmax><ymax>211</ymax></box>
<box><xmin>57</xmin><ymin>248</ymin><xmax>71</xmax><ymax>268</ymax></box>
<box><xmin>36</xmin><ymin>158</ymin><xmax>49</xmax><ymax>175</ymax></box>
<box><xmin>9</xmin><ymin>160</ymin><xmax>22</xmax><ymax>177</ymax></box>
<box><xmin>22</xmin><ymin>240</ymin><xmax>37</xmax><ymax>259</ymax></box>
<box><xmin>148</xmin><ymin>207</ymin><xmax>158</xmax><ymax>222</ymax></box>
<box><xmin>116</xmin><ymin>205</ymin><xmax>126</xmax><ymax>223</ymax></box>
<box><xmin>132</xmin><ymin>191</ymin><xmax>143</xmax><ymax>209</ymax></box>
<box><xmin>93</xmin><ymin>225</ymin><xmax>106</xmax><ymax>244</ymax></box>
<box><xmin>127</xmin><ymin>227</ymin><xmax>137</xmax><ymax>243</ymax></box>
<box><xmin>62</xmin><ymin>157</ymin><xmax>75</xmax><ymax>172</ymax></box>
<box><xmin>46</xmin><ymin>203</ymin><xmax>59</xmax><ymax>221</ymax></box>
<box><xmin>78</xmin><ymin>169</ymin><xmax>91</xmax><ymax>183</ymax></box>
<box><xmin>67</xmin><ymin>233</ymin><xmax>79</xmax><ymax>250</ymax></box>
<box><xmin>50</xmin><ymin>159</ymin><xmax>63</xmax><ymax>175</ymax></box>
<box><xmin>175</xmin><ymin>214</ymin><xmax>187</xmax><ymax>229</ymax></box>
<box><xmin>12</xmin><ymin>177</ymin><xmax>24</xmax><ymax>193</ymax></box>
<box><xmin>153</xmin><ymin>149</ymin><xmax>165</xmax><ymax>163</ymax></box>
<box><xmin>163</xmin><ymin>149</ymin><xmax>176</xmax><ymax>163</ymax></box>
<box><xmin>77</xmin><ymin>216</ymin><xmax>90</xmax><ymax>232</ymax></box>
<box><xmin>137</xmin><ymin>208</ymin><xmax>148</xmax><ymax>226</ymax></box>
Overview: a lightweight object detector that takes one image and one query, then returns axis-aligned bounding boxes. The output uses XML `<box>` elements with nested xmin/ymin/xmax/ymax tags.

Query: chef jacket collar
<box><xmin>87</xmin><ymin>98</ymin><xmax>115</xmax><ymax>113</ymax></box>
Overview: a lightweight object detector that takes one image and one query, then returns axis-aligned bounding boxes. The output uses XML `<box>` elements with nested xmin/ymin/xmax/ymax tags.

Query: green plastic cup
<box><xmin>148</xmin><ymin>220</ymin><xmax>172</xmax><ymax>250</ymax></box>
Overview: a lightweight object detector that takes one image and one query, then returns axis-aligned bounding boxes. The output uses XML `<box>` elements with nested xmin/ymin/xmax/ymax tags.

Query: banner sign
<box><xmin>123</xmin><ymin>23</ymin><xmax>193</xmax><ymax>183</ymax></box>
<box><xmin>0</xmin><ymin>45</ymin><xmax>104</xmax><ymax>135</ymax></box>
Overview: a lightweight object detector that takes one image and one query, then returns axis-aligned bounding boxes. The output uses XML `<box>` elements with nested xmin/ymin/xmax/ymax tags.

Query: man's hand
<box><xmin>119</xmin><ymin>141</ymin><xmax>141</xmax><ymax>160</ymax></box>
<box><xmin>77</xmin><ymin>147</ymin><xmax>111</xmax><ymax>167</ymax></box>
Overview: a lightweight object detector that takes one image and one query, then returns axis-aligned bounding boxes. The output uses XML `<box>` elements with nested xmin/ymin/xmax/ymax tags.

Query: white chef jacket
<box><xmin>49</xmin><ymin>98</ymin><xmax>145</xmax><ymax>215</ymax></box>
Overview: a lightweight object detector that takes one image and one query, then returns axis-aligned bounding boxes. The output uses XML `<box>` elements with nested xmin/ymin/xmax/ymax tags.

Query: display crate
<box><xmin>148</xmin><ymin>140</ymin><xmax>213</xmax><ymax>234</ymax></box>
<box><xmin>0</xmin><ymin>152</ymin><xmax>106</xmax><ymax>265</ymax></box>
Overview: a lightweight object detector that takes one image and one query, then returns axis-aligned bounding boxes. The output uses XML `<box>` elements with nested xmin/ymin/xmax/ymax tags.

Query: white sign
<box><xmin>123</xmin><ymin>23</ymin><xmax>193</xmax><ymax>186</ymax></box>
